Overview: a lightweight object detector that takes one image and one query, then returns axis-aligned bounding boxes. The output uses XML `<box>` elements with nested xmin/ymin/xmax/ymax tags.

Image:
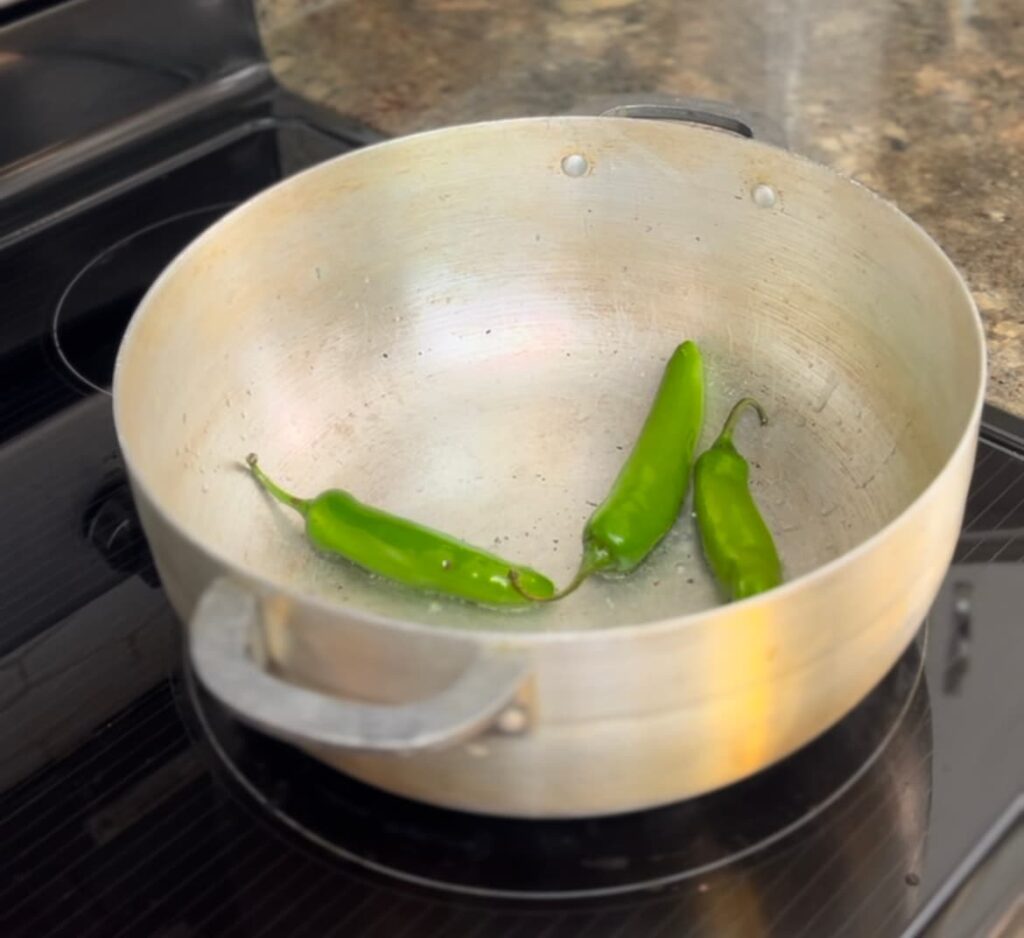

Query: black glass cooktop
<box><xmin>188</xmin><ymin>632</ymin><xmax>927</xmax><ymax>901</ymax></box>
<box><xmin>0</xmin><ymin>92</ymin><xmax>1022</xmax><ymax>938</ymax></box>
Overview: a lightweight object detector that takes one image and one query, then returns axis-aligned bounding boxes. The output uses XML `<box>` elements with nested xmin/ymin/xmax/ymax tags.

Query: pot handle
<box><xmin>599</xmin><ymin>97</ymin><xmax>786</xmax><ymax>148</ymax></box>
<box><xmin>188</xmin><ymin>578</ymin><xmax>532</xmax><ymax>754</ymax></box>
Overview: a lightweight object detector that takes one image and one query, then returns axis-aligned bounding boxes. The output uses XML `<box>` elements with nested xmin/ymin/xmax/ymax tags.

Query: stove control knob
<box><xmin>943</xmin><ymin>581</ymin><xmax>972</xmax><ymax>694</ymax></box>
<box><xmin>84</xmin><ymin>480</ymin><xmax>160</xmax><ymax>587</ymax></box>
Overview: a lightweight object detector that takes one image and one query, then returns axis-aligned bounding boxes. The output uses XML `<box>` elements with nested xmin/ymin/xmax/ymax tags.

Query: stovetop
<box><xmin>1</xmin><ymin>3</ymin><xmax>1022</xmax><ymax>935</ymax></box>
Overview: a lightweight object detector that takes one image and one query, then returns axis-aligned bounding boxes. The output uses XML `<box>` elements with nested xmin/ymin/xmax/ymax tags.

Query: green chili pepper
<box><xmin>512</xmin><ymin>340</ymin><xmax>704</xmax><ymax>600</ymax></box>
<box><xmin>693</xmin><ymin>397</ymin><xmax>782</xmax><ymax>601</ymax></box>
<box><xmin>245</xmin><ymin>454</ymin><xmax>556</xmax><ymax>606</ymax></box>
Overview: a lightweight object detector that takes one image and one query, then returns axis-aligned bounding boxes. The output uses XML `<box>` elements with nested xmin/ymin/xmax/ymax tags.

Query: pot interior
<box><xmin>114</xmin><ymin>117</ymin><xmax>984</xmax><ymax>633</ymax></box>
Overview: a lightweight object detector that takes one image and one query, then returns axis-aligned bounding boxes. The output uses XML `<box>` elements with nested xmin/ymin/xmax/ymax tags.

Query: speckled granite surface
<box><xmin>257</xmin><ymin>0</ymin><xmax>1023</xmax><ymax>415</ymax></box>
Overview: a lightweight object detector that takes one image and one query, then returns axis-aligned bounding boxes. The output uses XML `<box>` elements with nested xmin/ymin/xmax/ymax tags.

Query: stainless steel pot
<box><xmin>112</xmin><ymin>106</ymin><xmax>985</xmax><ymax>818</ymax></box>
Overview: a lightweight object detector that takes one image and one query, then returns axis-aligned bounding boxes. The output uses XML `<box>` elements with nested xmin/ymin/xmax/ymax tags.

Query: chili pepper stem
<box><xmin>508</xmin><ymin>554</ymin><xmax>607</xmax><ymax>603</ymax></box>
<box><xmin>246</xmin><ymin>453</ymin><xmax>310</xmax><ymax>516</ymax></box>
<box><xmin>716</xmin><ymin>397</ymin><xmax>768</xmax><ymax>446</ymax></box>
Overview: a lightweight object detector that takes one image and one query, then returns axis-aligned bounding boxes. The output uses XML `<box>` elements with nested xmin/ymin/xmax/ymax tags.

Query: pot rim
<box><xmin>111</xmin><ymin>115</ymin><xmax>988</xmax><ymax>645</ymax></box>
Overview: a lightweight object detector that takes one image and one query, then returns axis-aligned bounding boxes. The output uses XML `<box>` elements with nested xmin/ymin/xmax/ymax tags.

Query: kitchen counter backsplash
<box><xmin>257</xmin><ymin>0</ymin><xmax>1024</xmax><ymax>416</ymax></box>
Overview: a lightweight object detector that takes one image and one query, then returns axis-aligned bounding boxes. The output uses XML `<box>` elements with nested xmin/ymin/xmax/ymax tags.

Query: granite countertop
<box><xmin>257</xmin><ymin>0</ymin><xmax>1023</xmax><ymax>416</ymax></box>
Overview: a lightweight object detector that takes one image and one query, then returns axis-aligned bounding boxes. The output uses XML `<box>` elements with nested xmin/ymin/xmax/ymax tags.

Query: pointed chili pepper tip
<box><xmin>508</xmin><ymin>569</ymin><xmax>547</xmax><ymax>602</ymax></box>
<box><xmin>508</xmin><ymin>563</ymin><xmax>594</xmax><ymax>603</ymax></box>
<box><xmin>246</xmin><ymin>452</ymin><xmax>259</xmax><ymax>468</ymax></box>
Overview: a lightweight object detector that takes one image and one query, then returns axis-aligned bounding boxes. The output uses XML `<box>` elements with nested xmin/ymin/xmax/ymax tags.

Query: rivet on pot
<box><xmin>561</xmin><ymin>154</ymin><xmax>589</xmax><ymax>177</ymax></box>
<box><xmin>494</xmin><ymin>704</ymin><xmax>529</xmax><ymax>735</ymax></box>
<box><xmin>752</xmin><ymin>183</ymin><xmax>778</xmax><ymax>208</ymax></box>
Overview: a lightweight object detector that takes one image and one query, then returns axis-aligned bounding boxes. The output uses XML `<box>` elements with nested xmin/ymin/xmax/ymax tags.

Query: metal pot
<box><xmin>112</xmin><ymin>106</ymin><xmax>985</xmax><ymax>818</ymax></box>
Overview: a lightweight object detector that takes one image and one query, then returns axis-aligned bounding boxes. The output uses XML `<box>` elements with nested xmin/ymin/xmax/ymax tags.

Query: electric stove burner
<box><xmin>52</xmin><ymin>203</ymin><xmax>237</xmax><ymax>392</ymax></box>
<box><xmin>182</xmin><ymin>627</ymin><xmax>930</xmax><ymax>901</ymax></box>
